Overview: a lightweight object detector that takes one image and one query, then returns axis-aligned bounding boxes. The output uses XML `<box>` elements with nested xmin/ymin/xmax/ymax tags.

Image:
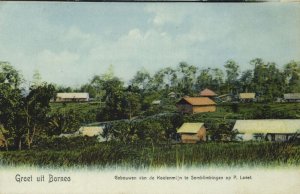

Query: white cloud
<box><xmin>85</xmin><ymin>27</ymin><xmax>190</xmax><ymax>81</ymax></box>
<box><xmin>1</xmin><ymin>3</ymin><xmax>300</xmax><ymax>87</ymax></box>
<box><xmin>145</xmin><ymin>5</ymin><xmax>186</xmax><ymax>26</ymax></box>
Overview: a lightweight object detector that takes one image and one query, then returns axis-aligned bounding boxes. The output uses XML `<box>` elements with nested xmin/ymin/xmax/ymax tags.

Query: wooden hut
<box><xmin>284</xmin><ymin>93</ymin><xmax>300</xmax><ymax>102</ymax></box>
<box><xmin>239</xmin><ymin>93</ymin><xmax>256</xmax><ymax>102</ymax></box>
<box><xmin>176</xmin><ymin>97</ymin><xmax>216</xmax><ymax>114</ymax></box>
<box><xmin>233</xmin><ymin>119</ymin><xmax>300</xmax><ymax>142</ymax></box>
<box><xmin>56</xmin><ymin>93</ymin><xmax>89</xmax><ymax>102</ymax></box>
<box><xmin>199</xmin><ymin>88</ymin><xmax>217</xmax><ymax>98</ymax></box>
<box><xmin>177</xmin><ymin>123</ymin><xmax>206</xmax><ymax>143</ymax></box>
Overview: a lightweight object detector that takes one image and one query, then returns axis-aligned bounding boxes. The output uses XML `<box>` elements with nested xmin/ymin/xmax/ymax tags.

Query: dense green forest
<box><xmin>0</xmin><ymin>59</ymin><xmax>300</xmax><ymax>154</ymax></box>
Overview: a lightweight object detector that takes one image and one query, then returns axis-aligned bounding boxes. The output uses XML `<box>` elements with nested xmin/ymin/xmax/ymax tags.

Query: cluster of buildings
<box><xmin>52</xmin><ymin>89</ymin><xmax>300</xmax><ymax>104</ymax></box>
<box><xmin>174</xmin><ymin>89</ymin><xmax>299</xmax><ymax>143</ymax></box>
<box><xmin>177</xmin><ymin>120</ymin><xmax>300</xmax><ymax>143</ymax></box>
<box><xmin>60</xmin><ymin>119</ymin><xmax>300</xmax><ymax>144</ymax></box>
<box><xmin>52</xmin><ymin>89</ymin><xmax>299</xmax><ymax>144</ymax></box>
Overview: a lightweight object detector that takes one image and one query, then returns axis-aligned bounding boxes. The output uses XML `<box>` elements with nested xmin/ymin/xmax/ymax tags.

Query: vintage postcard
<box><xmin>0</xmin><ymin>1</ymin><xmax>300</xmax><ymax>194</ymax></box>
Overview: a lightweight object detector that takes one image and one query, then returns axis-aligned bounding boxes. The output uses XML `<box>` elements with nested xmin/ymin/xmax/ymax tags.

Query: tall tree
<box><xmin>224</xmin><ymin>60</ymin><xmax>240</xmax><ymax>94</ymax></box>
<box><xmin>97</xmin><ymin>77</ymin><xmax>126</xmax><ymax>121</ymax></box>
<box><xmin>284</xmin><ymin>61</ymin><xmax>300</xmax><ymax>93</ymax></box>
<box><xmin>251</xmin><ymin>59</ymin><xmax>285</xmax><ymax>101</ymax></box>
<box><xmin>177</xmin><ymin>62</ymin><xmax>197</xmax><ymax>95</ymax></box>
<box><xmin>239</xmin><ymin>70</ymin><xmax>253</xmax><ymax>93</ymax></box>
<box><xmin>0</xmin><ymin>62</ymin><xmax>24</xmax><ymax>150</ymax></box>
<box><xmin>250</xmin><ymin>58</ymin><xmax>267</xmax><ymax>98</ymax></box>
<box><xmin>196</xmin><ymin>68</ymin><xmax>213</xmax><ymax>91</ymax></box>
<box><xmin>32</xmin><ymin>70</ymin><xmax>42</xmax><ymax>87</ymax></box>
<box><xmin>122</xmin><ymin>91</ymin><xmax>141</xmax><ymax>120</ymax></box>
<box><xmin>211</xmin><ymin>68</ymin><xmax>224</xmax><ymax>94</ymax></box>
<box><xmin>130</xmin><ymin>69</ymin><xmax>152</xmax><ymax>91</ymax></box>
<box><xmin>24</xmin><ymin>83</ymin><xmax>55</xmax><ymax>149</ymax></box>
<box><xmin>151</xmin><ymin>70</ymin><xmax>165</xmax><ymax>91</ymax></box>
<box><xmin>0</xmin><ymin>62</ymin><xmax>55</xmax><ymax>150</ymax></box>
<box><xmin>163</xmin><ymin>67</ymin><xmax>178</xmax><ymax>92</ymax></box>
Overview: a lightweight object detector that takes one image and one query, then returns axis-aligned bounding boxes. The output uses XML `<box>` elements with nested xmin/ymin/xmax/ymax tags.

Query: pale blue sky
<box><xmin>0</xmin><ymin>2</ymin><xmax>299</xmax><ymax>87</ymax></box>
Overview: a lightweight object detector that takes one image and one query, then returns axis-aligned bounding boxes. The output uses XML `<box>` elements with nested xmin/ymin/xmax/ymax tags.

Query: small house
<box><xmin>199</xmin><ymin>88</ymin><xmax>217</xmax><ymax>98</ymax></box>
<box><xmin>56</xmin><ymin>93</ymin><xmax>89</xmax><ymax>102</ymax></box>
<box><xmin>233</xmin><ymin>119</ymin><xmax>300</xmax><ymax>142</ymax></box>
<box><xmin>239</xmin><ymin>93</ymin><xmax>256</xmax><ymax>102</ymax></box>
<box><xmin>79</xmin><ymin>126</ymin><xmax>103</xmax><ymax>137</ymax></box>
<box><xmin>284</xmin><ymin>93</ymin><xmax>300</xmax><ymax>102</ymax></box>
<box><xmin>151</xmin><ymin>100</ymin><xmax>161</xmax><ymax>105</ymax></box>
<box><xmin>177</xmin><ymin>123</ymin><xmax>206</xmax><ymax>143</ymax></box>
<box><xmin>176</xmin><ymin>97</ymin><xmax>216</xmax><ymax>114</ymax></box>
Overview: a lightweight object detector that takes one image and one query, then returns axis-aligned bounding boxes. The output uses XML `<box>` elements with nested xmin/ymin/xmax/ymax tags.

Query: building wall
<box><xmin>56</xmin><ymin>98</ymin><xmax>88</xmax><ymax>102</ymax></box>
<box><xmin>237</xmin><ymin>133</ymin><xmax>295</xmax><ymax>142</ymax></box>
<box><xmin>181</xmin><ymin>126</ymin><xmax>206</xmax><ymax>143</ymax></box>
<box><xmin>265</xmin><ymin>134</ymin><xmax>295</xmax><ymax>142</ymax></box>
<box><xmin>177</xmin><ymin>104</ymin><xmax>193</xmax><ymax>113</ymax></box>
<box><xmin>192</xmin><ymin>105</ymin><xmax>216</xmax><ymax>113</ymax></box>
<box><xmin>197</xmin><ymin>126</ymin><xmax>206</xmax><ymax>141</ymax></box>
<box><xmin>177</xmin><ymin>104</ymin><xmax>216</xmax><ymax>114</ymax></box>
<box><xmin>181</xmin><ymin>134</ymin><xmax>199</xmax><ymax>143</ymax></box>
<box><xmin>285</xmin><ymin>99</ymin><xmax>300</xmax><ymax>102</ymax></box>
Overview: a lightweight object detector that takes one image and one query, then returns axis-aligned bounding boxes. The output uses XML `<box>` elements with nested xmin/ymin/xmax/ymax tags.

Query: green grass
<box><xmin>50</xmin><ymin>102</ymin><xmax>102</xmax><ymax>115</ymax></box>
<box><xmin>1</xmin><ymin>142</ymin><xmax>299</xmax><ymax>168</ymax></box>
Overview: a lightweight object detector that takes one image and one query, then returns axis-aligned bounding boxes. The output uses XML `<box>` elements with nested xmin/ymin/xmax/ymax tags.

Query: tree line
<box><xmin>64</xmin><ymin>58</ymin><xmax>300</xmax><ymax>102</ymax></box>
<box><xmin>62</xmin><ymin>58</ymin><xmax>300</xmax><ymax>120</ymax></box>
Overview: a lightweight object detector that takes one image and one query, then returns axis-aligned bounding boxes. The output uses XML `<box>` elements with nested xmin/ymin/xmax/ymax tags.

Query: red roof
<box><xmin>200</xmin><ymin>88</ymin><xmax>217</xmax><ymax>97</ymax></box>
<box><xmin>178</xmin><ymin>97</ymin><xmax>216</xmax><ymax>106</ymax></box>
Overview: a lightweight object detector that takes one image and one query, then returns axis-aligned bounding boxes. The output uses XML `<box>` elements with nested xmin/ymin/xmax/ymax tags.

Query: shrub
<box><xmin>31</xmin><ymin>136</ymin><xmax>99</xmax><ymax>150</ymax></box>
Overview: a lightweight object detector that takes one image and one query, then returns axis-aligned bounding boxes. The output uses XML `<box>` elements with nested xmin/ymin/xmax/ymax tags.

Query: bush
<box><xmin>31</xmin><ymin>136</ymin><xmax>99</xmax><ymax>150</ymax></box>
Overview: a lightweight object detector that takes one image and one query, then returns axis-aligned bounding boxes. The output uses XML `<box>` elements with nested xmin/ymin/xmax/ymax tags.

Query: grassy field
<box><xmin>50</xmin><ymin>101</ymin><xmax>102</xmax><ymax>115</ymax></box>
<box><xmin>1</xmin><ymin>142</ymin><xmax>299</xmax><ymax>168</ymax></box>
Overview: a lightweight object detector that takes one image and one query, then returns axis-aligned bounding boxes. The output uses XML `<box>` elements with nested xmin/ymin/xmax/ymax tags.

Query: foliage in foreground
<box><xmin>1</xmin><ymin>142</ymin><xmax>299</xmax><ymax>168</ymax></box>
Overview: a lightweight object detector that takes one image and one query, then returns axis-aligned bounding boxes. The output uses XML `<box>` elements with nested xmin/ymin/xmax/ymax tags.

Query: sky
<box><xmin>0</xmin><ymin>2</ymin><xmax>299</xmax><ymax>87</ymax></box>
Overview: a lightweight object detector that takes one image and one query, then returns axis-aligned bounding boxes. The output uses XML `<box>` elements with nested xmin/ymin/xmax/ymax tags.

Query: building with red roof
<box><xmin>199</xmin><ymin>88</ymin><xmax>217</xmax><ymax>97</ymax></box>
<box><xmin>176</xmin><ymin>97</ymin><xmax>216</xmax><ymax>114</ymax></box>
